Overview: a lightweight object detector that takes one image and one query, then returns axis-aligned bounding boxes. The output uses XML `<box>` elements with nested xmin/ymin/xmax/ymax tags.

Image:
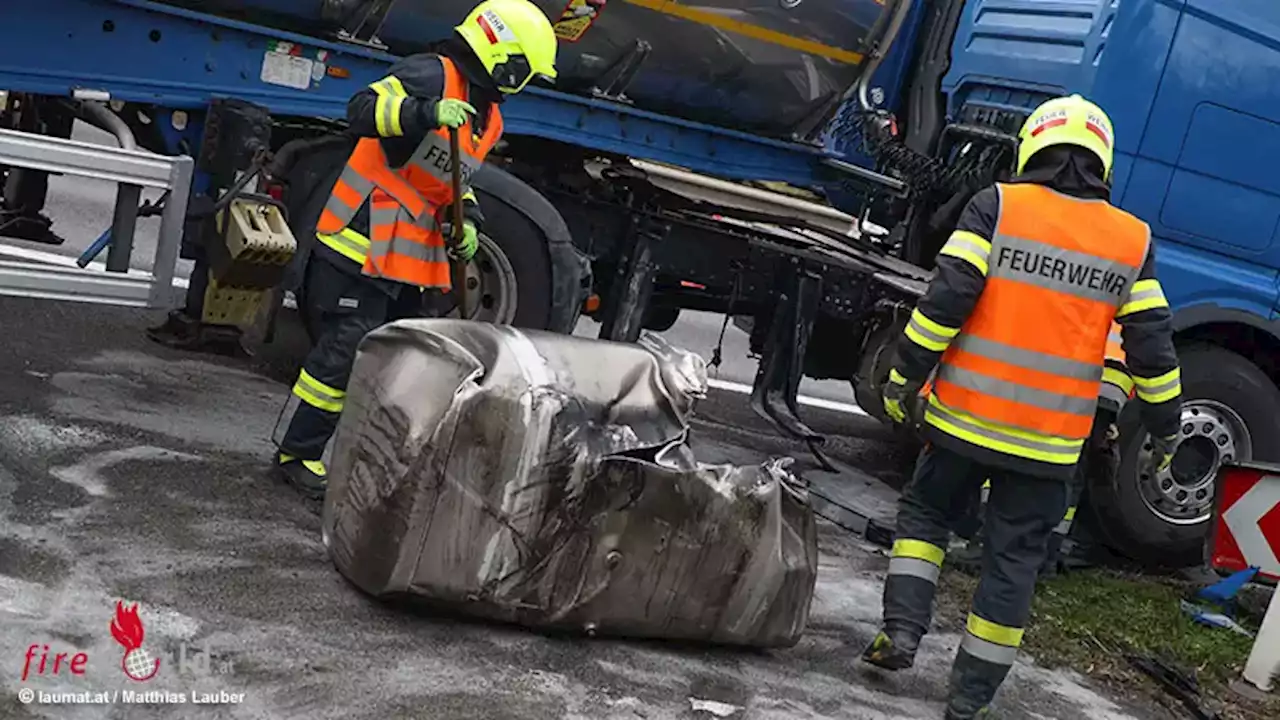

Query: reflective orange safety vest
<box><xmin>924</xmin><ymin>183</ymin><xmax>1151</xmax><ymax>467</ymax></box>
<box><xmin>315</xmin><ymin>57</ymin><xmax>504</xmax><ymax>289</ymax></box>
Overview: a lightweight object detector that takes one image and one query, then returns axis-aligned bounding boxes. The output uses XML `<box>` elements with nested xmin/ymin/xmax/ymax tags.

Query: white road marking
<box><xmin>706</xmin><ymin>377</ymin><xmax>867</xmax><ymax>416</ymax></box>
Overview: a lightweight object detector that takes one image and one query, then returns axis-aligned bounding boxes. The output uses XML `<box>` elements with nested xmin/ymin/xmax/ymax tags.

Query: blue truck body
<box><xmin>0</xmin><ymin>0</ymin><xmax>919</xmax><ymax>191</ymax></box>
<box><xmin>3</xmin><ymin>0</ymin><xmax>1279</xmax><ymax>565</ymax></box>
<box><xmin>943</xmin><ymin>0</ymin><xmax>1280</xmax><ymax>335</ymax></box>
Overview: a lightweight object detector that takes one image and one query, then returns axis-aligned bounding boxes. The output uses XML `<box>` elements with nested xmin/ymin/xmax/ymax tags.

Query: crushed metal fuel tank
<box><xmin>156</xmin><ymin>0</ymin><xmax>893</xmax><ymax>139</ymax></box>
<box><xmin>321</xmin><ymin>319</ymin><xmax>819</xmax><ymax>647</ymax></box>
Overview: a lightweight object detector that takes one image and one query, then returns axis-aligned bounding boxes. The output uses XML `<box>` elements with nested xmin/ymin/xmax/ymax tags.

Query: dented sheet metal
<box><xmin>321</xmin><ymin>319</ymin><xmax>818</xmax><ymax>648</ymax></box>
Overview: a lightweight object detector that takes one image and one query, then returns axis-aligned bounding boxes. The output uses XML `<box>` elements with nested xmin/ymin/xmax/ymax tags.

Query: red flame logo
<box><xmin>110</xmin><ymin>601</ymin><xmax>160</xmax><ymax>682</ymax></box>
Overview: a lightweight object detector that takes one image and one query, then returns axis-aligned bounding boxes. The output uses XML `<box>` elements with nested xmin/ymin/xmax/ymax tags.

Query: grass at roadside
<box><xmin>935</xmin><ymin>568</ymin><xmax>1278</xmax><ymax>720</ymax></box>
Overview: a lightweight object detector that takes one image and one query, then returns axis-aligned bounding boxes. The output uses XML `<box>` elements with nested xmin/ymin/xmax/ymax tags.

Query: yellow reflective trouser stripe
<box><xmin>1102</xmin><ymin>366</ymin><xmax>1134</xmax><ymax>395</ymax></box>
<box><xmin>961</xmin><ymin>613</ymin><xmax>1022</xmax><ymax>665</ymax></box>
<box><xmin>925</xmin><ymin>395</ymin><xmax>1084</xmax><ymax>465</ymax></box>
<box><xmin>318</xmin><ymin>228</ymin><xmax>372</xmax><ymax>265</ymax></box>
<box><xmin>967</xmin><ymin>613</ymin><xmax>1023</xmax><ymax>646</ymax></box>
<box><xmin>1117</xmin><ymin>278</ymin><xmax>1169</xmax><ymax>317</ymax></box>
<box><xmin>904</xmin><ymin>308</ymin><xmax>959</xmax><ymax>352</ymax></box>
<box><xmin>369</xmin><ymin>75</ymin><xmax>408</xmax><ymax>137</ymax></box>
<box><xmin>937</xmin><ymin>230</ymin><xmax>993</xmax><ymax>275</ymax></box>
<box><xmin>292</xmin><ymin>369</ymin><xmax>345</xmax><ymax>413</ymax></box>
<box><xmin>888</xmin><ymin>539</ymin><xmax>945</xmax><ymax>584</ymax></box>
<box><xmin>891</xmin><ymin>539</ymin><xmax>945</xmax><ymax>565</ymax></box>
<box><xmin>1133</xmin><ymin>366</ymin><xmax>1181</xmax><ymax>404</ymax></box>
<box><xmin>888</xmin><ymin>367</ymin><xmax>907</xmax><ymax>386</ymax></box>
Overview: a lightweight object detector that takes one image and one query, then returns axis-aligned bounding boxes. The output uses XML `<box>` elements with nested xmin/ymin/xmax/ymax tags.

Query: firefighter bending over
<box><xmin>866</xmin><ymin>95</ymin><xmax>1184</xmax><ymax>719</ymax></box>
<box><xmin>274</xmin><ymin>0</ymin><xmax>558</xmax><ymax>497</ymax></box>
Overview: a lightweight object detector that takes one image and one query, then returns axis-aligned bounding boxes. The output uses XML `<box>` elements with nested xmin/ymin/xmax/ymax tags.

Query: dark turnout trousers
<box><xmin>882</xmin><ymin>444</ymin><xmax>1069</xmax><ymax>718</ymax></box>
<box><xmin>276</xmin><ymin>254</ymin><xmax>422</xmax><ymax>460</ymax></box>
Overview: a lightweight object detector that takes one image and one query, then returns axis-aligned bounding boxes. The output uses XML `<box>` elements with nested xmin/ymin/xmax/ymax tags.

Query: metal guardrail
<box><xmin>0</xmin><ymin>127</ymin><xmax>193</xmax><ymax>308</ymax></box>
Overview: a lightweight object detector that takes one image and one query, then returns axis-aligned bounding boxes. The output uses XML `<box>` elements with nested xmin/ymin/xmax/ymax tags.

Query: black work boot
<box><xmin>861</xmin><ymin>625</ymin><xmax>921</xmax><ymax>671</ymax></box>
<box><xmin>276</xmin><ymin>453</ymin><xmax>327</xmax><ymax>500</ymax></box>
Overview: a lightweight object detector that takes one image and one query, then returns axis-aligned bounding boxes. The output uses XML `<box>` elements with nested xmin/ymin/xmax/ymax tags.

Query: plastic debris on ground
<box><xmin>321</xmin><ymin>319</ymin><xmax>819</xmax><ymax>648</ymax></box>
<box><xmin>1180</xmin><ymin>600</ymin><xmax>1255</xmax><ymax>637</ymax></box>
<box><xmin>1181</xmin><ymin>567</ymin><xmax>1261</xmax><ymax>637</ymax></box>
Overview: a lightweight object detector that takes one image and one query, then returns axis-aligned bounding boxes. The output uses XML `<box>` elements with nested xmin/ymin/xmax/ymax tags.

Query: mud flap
<box><xmin>322</xmin><ymin>320</ymin><xmax>819</xmax><ymax>648</ymax></box>
<box><xmin>749</xmin><ymin>261</ymin><xmax>835</xmax><ymax>471</ymax></box>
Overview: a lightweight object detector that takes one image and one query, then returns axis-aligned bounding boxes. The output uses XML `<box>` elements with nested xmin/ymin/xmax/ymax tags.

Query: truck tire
<box><xmin>471</xmin><ymin>164</ymin><xmax>589</xmax><ymax>333</ymax></box>
<box><xmin>1088</xmin><ymin>343</ymin><xmax>1280</xmax><ymax>566</ymax></box>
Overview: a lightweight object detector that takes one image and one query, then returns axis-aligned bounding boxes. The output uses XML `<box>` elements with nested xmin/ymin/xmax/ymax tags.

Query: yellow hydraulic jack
<box><xmin>203</xmin><ymin>195</ymin><xmax>297</xmax><ymax>328</ymax></box>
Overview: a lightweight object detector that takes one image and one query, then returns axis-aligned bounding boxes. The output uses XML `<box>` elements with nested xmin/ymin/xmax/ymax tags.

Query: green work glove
<box><xmin>434</xmin><ymin>98</ymin><xmax>476</xmax><ymax>129</ymax></box>
<box><xmin>450</xmin><ymin>220</ymin><xmax>478</xmax><ymax>262</ymax></box>
<box><xmin>1148</xmin><ymin>433</ymin><xmax>1180</xmax><ymax>474</ymax></box>
<box><xmin>882</xmin><ymin>368</ymin><xmax>921</xmax><ymax>425</ymax></box>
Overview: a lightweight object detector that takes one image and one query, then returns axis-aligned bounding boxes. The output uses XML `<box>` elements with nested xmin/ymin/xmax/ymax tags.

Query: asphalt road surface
<box><xmin>0</xmin><ymin>123</ymin><xmax>1163</xmax><ymax>719</ymax></box>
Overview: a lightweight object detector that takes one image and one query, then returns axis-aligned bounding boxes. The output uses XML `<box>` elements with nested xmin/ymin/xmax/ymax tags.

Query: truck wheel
<box><xmin>470</xmin><ymin>164</ymin><xmax>588</xmax><ymax>333</ymax></box>
<box><xmin>1089</xmin><ymin>343</ymin><xmax>1280</xmax><ymax>566</ymax></box>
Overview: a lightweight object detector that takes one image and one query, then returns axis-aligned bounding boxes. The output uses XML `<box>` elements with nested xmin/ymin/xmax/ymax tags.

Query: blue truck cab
<box><xmin>929</xmin><ymin>0</ymin><xmax>1280</xmax><ymax>563</ymax></box>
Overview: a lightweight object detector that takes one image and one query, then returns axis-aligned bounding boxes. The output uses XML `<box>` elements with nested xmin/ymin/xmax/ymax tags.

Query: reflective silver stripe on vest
<box><xmin>960</xmin><ymin>633</ymin><xmax>1019</xmax><ymax>666</ymax></box>
<box><xmin>887</xmin><ymin>557</ymin><xmax>942</xmax><ymax>584</ymax></box>
<box><xmin>936</xmin><ymin>364</ymin><xmax>1098</xmax><ymax>418</ymax></box>
<box><xmin>1108</xmin><ymin>328</ymin><xmax>1123</xmax><ymax>349</ymax></box>
<box><xmin>952</xmin><ymin>334</ymin><xmax>1102</xmax><ymax>382</ymax></box>
<box><xmin>925</xmin><ymin>397</ymin><xmax>1084</xmax><ymax>457</ymax></box>
<box><xmin>365</xmin><ymin>204</ymin><xmax>449</xmax><ymax>267</ymax></box>
<box><xmin>322</xmin><ymin>166</ymin><xmax>376</xmax><ymax>226</ymax></box>
<box><xmin>989</xmin><ymin>234</ymin><xmax>1140</xmax><ymax>306</ymax></box>
<box><xmin>403</xmin><ymin>131</ymin><xmax>483</xmax><ymax>187</ymax></box>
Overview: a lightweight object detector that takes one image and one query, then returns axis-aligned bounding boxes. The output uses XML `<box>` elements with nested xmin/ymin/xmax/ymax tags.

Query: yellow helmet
<box><xmin>456</xmin><ymin>0</ymin><xmax>558</xmax><ymax>95</ymax></box>
<box><xmin>1016</xmin><ymin>94</ymin><xmax>1115</xmax><ymax>181</ymax></box>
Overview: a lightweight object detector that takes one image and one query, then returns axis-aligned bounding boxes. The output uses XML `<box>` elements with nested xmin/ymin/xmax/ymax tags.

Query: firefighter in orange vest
<box><xmin>273</xmin><ymin>0</ymin><xmax>558</xmax><ymax>497</ymax></box>
<box><xmin>864</xmin><ymin>95</ymin><xmax>1184</xmax><ymax>718</ymax></box>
